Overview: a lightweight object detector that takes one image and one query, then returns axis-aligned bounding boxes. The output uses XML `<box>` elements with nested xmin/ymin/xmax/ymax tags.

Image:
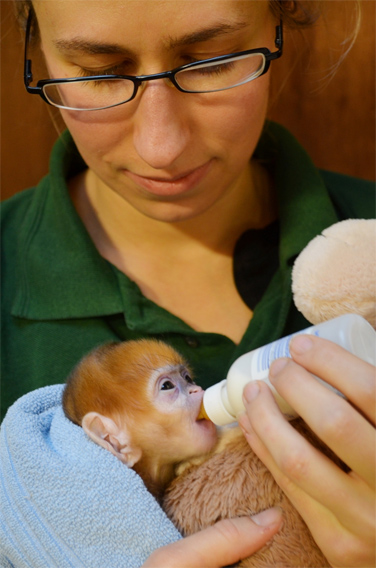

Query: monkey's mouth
<box><xmin>196</xmin><ymin>403</ymin><xmax>211</xmax><ymax>421</ymax></box>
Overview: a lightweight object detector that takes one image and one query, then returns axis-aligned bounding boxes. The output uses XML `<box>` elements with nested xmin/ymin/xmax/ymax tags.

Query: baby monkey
<box><xmin>63</xmin><ymin>339</ymin><xmax>217</xmax><ymax>500</ymax></box>
<box><xmin>64</xmin><ymin>339</ymin><xmax>335</xmax><ymax>567</ymax></box>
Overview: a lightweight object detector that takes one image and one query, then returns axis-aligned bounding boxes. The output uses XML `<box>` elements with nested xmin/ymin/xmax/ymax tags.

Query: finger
<box><xmin>289</xmin><ymin>334</ymin><xmax>376</xmax><ymax>424</ymax></box>
<box><xmin>240</xmin><ymin>413</ymin><xmax>376</xmax><ymax>568</ymax></box>
<box><xmin>143</xmin><ymin>511</ymin><xmax>283</xmax><ymax>568</ymax></box>
<box><xmin>238</xmin><ymin>413</ymin><xmax>340</xmax><ymax>545</ymax></box>
<box><xmin>269</xmin><ymin>356</ymin><xmax>376</xmax><ymax>488</ymax></box>
<box><xmin>239</xmin><ymin>381</ymin><xmax>374</xmax><ymax>531</ymax></box>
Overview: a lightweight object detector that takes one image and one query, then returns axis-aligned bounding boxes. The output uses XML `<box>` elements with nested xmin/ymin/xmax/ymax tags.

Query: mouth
<box><xmin>123</xmin><ymin>161</ymin><xmax>212</xmax><ymax>197</ymax></box>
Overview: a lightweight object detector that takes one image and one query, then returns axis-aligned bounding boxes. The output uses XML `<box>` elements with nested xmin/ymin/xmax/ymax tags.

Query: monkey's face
<box><xmin>141</xmin><ymin>362</ymin><xmax>218</xmax><ymax>464</ymax></box>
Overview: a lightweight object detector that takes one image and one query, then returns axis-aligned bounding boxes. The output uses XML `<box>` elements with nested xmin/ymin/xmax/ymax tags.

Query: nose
<box><xmin>188</xmin><ymin>384</ymin><xmax>203</xmax><ymax>396</ymax></box>
<box><xmin>132</xmin><ymin>80</ymin><xmax>190</xmax><ymax>169</ymax></box>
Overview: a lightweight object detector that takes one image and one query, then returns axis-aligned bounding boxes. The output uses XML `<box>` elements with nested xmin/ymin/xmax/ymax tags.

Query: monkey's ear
<box><xmin>82</xmin><ymin>412</ymin><xmax>142</xmax><ymax>468</ymax></box>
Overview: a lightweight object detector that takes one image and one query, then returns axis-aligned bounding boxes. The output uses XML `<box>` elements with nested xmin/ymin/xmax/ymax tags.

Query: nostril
<box><xmin>189</xmin><ymin>385</ymin><xmax>202</xmax><ymax>395</ymax></box>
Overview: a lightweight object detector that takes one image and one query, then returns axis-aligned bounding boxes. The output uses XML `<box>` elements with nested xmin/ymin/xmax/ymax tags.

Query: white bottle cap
<box><xmin>203</xmin><ymin>380</ymin><xmax>237</xmax><ymax>426</ymax></box>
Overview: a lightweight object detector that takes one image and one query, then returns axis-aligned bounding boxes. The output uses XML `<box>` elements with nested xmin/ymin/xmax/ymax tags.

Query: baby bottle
<box><xmin>202</xmin><ymin>314</ymin><xmax>376</xmax><ymax>425</ymax></box>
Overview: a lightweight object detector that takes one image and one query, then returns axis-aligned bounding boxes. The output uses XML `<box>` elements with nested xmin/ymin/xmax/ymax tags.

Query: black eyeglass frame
<box><xmin>24</xmin><ymin>10</ymin><xmax>283</xmax><ymax>110</ymax></box>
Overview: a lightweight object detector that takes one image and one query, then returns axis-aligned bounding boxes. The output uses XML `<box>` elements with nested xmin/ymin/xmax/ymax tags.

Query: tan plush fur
<box><xmin>163</xmin><ymin>419</ymin><xmax>347</xmax><ymax>567</ymax></box>
<box><xmin>292</xmin><ymin>219</ymin><xmax>376</xmax><ymax>328</ymax></box>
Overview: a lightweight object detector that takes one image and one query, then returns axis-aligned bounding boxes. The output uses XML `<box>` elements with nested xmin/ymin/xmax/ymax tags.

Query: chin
<box><xmin>195</xmin><ymin>419</ymin><xmax>218</xmax><ymax>453</ymax></box>
<box><xmin>134</xmin><ymin>200</ymin><xmax>212</xmax><ymax>224</ymax></box>
<box><xmin>116</xmin><ymin>181</ymin><xmax>226</xmax><ymax>224</ymax></box>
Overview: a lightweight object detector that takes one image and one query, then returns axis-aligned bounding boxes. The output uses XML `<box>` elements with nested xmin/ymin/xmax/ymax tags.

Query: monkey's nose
<box><xmin>188</xmin><ymin>384</ymin><xmax>203</xmax><ymax>395</ymax></box>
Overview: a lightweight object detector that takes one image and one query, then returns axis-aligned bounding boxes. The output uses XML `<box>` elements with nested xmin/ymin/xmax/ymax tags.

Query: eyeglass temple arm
<box><xmin>272</xmin><ymin>20</ymin><xmax>283</xmax><ymax>59</ymax></box>
<box><xmin>24</xmin><ymin>10</ymin><xmax>40</xmax><ymax>94</ymax></box>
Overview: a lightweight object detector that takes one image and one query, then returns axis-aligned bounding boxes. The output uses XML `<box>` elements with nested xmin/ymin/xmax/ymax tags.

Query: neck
<box><xmin>133</xmin><ymin>458</ymin><xmax>176</xmax><ymax>502</ymax></box>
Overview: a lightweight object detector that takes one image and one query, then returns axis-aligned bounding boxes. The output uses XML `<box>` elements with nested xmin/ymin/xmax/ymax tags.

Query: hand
<box><xmin>142</xmin><ymin>508</ymin><xmax>283</xmax><ymax>567</ymax></box>
<box><xmin>238</xmin><ymin>334</ymin><xmax>376</xmax><ymax>568</ymax></box>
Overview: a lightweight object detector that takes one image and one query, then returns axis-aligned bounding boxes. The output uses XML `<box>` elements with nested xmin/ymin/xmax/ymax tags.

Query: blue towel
<box><xmin>0</xmin><ymin>385</ymin><xmax>182</xmax><ymax>568</ymax></box>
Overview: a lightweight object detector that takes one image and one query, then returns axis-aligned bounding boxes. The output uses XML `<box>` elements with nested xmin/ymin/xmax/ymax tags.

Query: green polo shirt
<box><xmin>1</xmin><ymin>122</ymin><xmax>374</xmax><ymax>419</ymax></box>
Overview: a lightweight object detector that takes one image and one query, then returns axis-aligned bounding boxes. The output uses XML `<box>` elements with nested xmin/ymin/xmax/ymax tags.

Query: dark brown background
<box><xmin>1</xmin><ymin>0</ymin><xmax>375</xmax><ymax>201</ymax></box>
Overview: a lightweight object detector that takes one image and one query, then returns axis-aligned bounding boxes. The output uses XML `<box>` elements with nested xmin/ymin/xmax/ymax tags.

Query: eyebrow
<box><xmin>53</xmin><ymin>38</ymin><xmax>131</xmax><ymax>56</ymax></box>
<box><xmin>53</xmin><ymin>21</ymin><xmax>249</xmax><ymax>56</ymax></box>
<box><xmin>167</xmin><ymin>21</ymin><xmax>249</xmax><ymax>49</ymax></box>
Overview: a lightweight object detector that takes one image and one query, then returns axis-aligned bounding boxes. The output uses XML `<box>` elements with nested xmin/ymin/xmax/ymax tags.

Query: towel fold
<box><xmin>0</xmin><ymin>385</ymin><xmax>181</xmax><ymax>568</ymax></box>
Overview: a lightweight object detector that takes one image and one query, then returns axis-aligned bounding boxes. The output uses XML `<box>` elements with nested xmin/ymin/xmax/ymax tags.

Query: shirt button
<box><xmin>184</xmin><ymin>336</ymin><xmax>200</xmax><ymax>348</ymax></box>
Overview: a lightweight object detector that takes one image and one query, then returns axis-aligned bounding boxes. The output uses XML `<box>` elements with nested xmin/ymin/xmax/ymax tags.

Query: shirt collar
<box><xmin>256</xmin><ymin>122</ymin><xmax>338</xmax><ymax>268</ymax></box>
<box><xmin>11</xmin><ymin>131</ymin><xmax>123</xmax><ymax>320</ymax></box>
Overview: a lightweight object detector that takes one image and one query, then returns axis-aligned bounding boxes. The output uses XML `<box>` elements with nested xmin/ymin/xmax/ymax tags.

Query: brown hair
<box><xmin>269</xmin><ymin>0</ymin><xmax>321</xmax><ymax>27</ymax></box>
<box><xmin>14</xmin><ymin>0</ymin><xmax>33</xmax><ymax>29</ymax></box>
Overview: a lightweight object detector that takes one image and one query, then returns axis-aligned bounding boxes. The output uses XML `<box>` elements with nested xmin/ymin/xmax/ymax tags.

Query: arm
<box><xmin>238</xmin><ymin>334</ymin><xmax>375</xmax><ymax>568</ymax></box>
<box><xmin>143</xmin><ymin>510</ymin><xmax>282</xmax><ymax>568</ymax></box>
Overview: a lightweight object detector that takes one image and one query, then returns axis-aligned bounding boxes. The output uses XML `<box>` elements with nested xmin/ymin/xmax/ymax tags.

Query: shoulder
<box><xmin>1</xmin><ymin>185</ymin><xmax>47</xmax><ymax>244</ymax></box>
<box><xmin>1</xmin><ymin>187</ymin><xmax>37</xmax><ymax>243</ymax></box>
<box><xmin>320</xmin><ymin>170</ymin><xmax>375</xmax><ymax>220</ymax></box>
<box><xmin>2</xmin><ymin>185</ymin><xmax>37</xmax><ymax>216</ymax></box>
<box><xmin>1</xmin><ymin>130</ymin><xmax>84</xmax><ymax>233</ymax></box>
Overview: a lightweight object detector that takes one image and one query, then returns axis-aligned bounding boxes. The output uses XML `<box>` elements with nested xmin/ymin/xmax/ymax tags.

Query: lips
<box><xmin>123</xmin><ymin>161</ymin><xmax>212</xmax><ymax>197</ymax></box>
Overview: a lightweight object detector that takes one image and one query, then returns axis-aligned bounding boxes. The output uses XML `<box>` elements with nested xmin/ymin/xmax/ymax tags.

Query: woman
<box><xmin>1</xmin><ymin>1</ymin><xmax>374</xmax><ymax>566</ymax></box>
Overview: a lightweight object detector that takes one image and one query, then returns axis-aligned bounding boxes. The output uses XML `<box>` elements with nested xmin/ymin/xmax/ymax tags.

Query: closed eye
<box><xmin>189</xmin><ymin>60</ymin><xmax>236</xmax><ymax>77</ymax></box>
<box><xmin>76</xmin><ymin>64</ymin><xmax>132</xmax><ymax>78</ymax></box>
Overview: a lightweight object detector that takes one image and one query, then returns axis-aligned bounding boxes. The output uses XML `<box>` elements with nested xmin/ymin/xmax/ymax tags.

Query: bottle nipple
<box><xmin>197</xmin><ymin>401</ymin><xmax>211</xmax><ymax>421</ymax></box>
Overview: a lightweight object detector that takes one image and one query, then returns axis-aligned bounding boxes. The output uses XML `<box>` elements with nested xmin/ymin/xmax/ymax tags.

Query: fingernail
<box><xmin>243</xmin><ymin>381</ymin><xmax>260</xmax><ymax>404</ymax></box>
<box><xmin>269</xmin><ymin>357</ymin><xmax>288</xmax><ymax>377</ymax></box>
<box><xmin>252</xmin><ymin>507</ymin><xmax>283</xmax><ymax>527</ymax></box>
<box><xmin>290</xmin><ymin>335</ymin><xmax>313</xmax><ymax>354</ymax></box>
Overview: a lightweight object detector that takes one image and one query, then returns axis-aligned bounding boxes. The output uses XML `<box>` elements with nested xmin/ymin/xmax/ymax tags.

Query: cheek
<box><xmin>186</xmin><ymin>421</ymin><xmax>218</xmax><ymax>455</ymax></box>
<box><xmin>206</xmin><ymin>76</ymin><xmax>270</xmax><ymax>155</ymax></box>
<box><xmin>60</xmin><ymin>107</ymin><xmax>130</xmax><ymax>168</ymax></box>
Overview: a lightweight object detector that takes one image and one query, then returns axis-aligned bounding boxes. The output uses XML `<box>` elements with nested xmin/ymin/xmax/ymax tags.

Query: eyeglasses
<box><xmin>24</xmin><ymin>11</ymin><xmax>283</xmax><ymax>112</ymax></box>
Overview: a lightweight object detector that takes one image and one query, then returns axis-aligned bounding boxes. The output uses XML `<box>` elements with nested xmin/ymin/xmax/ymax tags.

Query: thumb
<box><xmin>143</xmin><ymin>507</ymin><xmax>283</xmax><ymax>568</ymax></box>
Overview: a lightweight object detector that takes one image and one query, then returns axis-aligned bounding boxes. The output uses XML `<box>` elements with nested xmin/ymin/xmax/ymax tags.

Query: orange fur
<box><xmin>63</xmin><ymin>339</ymin><xmax>187</xmax><ymax>424</ymax></box>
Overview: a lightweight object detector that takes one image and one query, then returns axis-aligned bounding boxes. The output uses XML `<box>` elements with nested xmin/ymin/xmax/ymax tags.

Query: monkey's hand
<box><xmin>142</xmin><ymin>509</ymin><xmax>282</xmax><ymax>567</ymax></box>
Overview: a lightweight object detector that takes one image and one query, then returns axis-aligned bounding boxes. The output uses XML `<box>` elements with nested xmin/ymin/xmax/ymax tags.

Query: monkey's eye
<box><xmin>182</xmin><ymin>370</ymin><xmax>195</xmax><ymax>385</ymax></box>
<box><xmin>160</xmin><ymin>379</ymin><xmax>175</xmax><ymax>390</ymax></box>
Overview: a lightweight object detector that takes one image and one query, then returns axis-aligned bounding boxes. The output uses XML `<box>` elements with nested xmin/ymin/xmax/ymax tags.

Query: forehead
<box><xmin>33</xmin><ymin>1</ymin><xmax>270</xmax><ymax>50</ymax></box>
<box><xmin>116</xmin><ymin>340</ymin><xmax>186</xmax><ymax>369</ymax></box>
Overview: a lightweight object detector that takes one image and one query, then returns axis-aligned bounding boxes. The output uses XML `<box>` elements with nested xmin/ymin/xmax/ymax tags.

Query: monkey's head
<box><xmin>63</xmin><ymin>339</ymin><xmax>218</xmax><ymax>481</ymax></box>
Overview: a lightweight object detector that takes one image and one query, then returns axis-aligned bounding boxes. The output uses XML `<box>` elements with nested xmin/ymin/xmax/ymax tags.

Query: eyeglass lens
<box><xmin>43</xmin><ymin>78</ymin><xmax>136</xmax><ymax>111</ymax></box>
<box><xmin>42</xmin><ymin>52</ymin><xmax>266</xmax><ymax>111</ymax></box>
<box><xmin>175</xmin><ymin>53</ymin><xmax>265</xmax><ymax>92</ymax></box>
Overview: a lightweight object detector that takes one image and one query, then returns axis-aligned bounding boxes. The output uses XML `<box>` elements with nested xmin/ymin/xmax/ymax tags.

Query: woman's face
<box><xmin>34</xmin><ymin>1</ymin><xmax>277</xmax><ymax>223</ymax></box>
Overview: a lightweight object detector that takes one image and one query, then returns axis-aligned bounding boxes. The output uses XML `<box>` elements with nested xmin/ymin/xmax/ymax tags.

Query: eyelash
<box><xmin>77</xmin><ymin>65</ymin><xmax>126</xmax><ymax>78</ymax></box>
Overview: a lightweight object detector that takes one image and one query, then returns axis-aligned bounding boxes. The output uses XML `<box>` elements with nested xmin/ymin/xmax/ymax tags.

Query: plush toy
<box><xmin>292</xmin><ymin>219</ymin><xmax>376</xmax><ymax>328</ymax></box>
<box><xmin>163</xmin><ymin>219</ymin><xmax>376</xmax><ymax>568</ymax></box>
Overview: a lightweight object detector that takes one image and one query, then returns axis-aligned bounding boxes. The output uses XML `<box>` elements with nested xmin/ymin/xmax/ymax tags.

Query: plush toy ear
<box><xmin>82</xmin><ymin>412</ymin><xmax>142</xmax><ymax>468</ymax></box>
